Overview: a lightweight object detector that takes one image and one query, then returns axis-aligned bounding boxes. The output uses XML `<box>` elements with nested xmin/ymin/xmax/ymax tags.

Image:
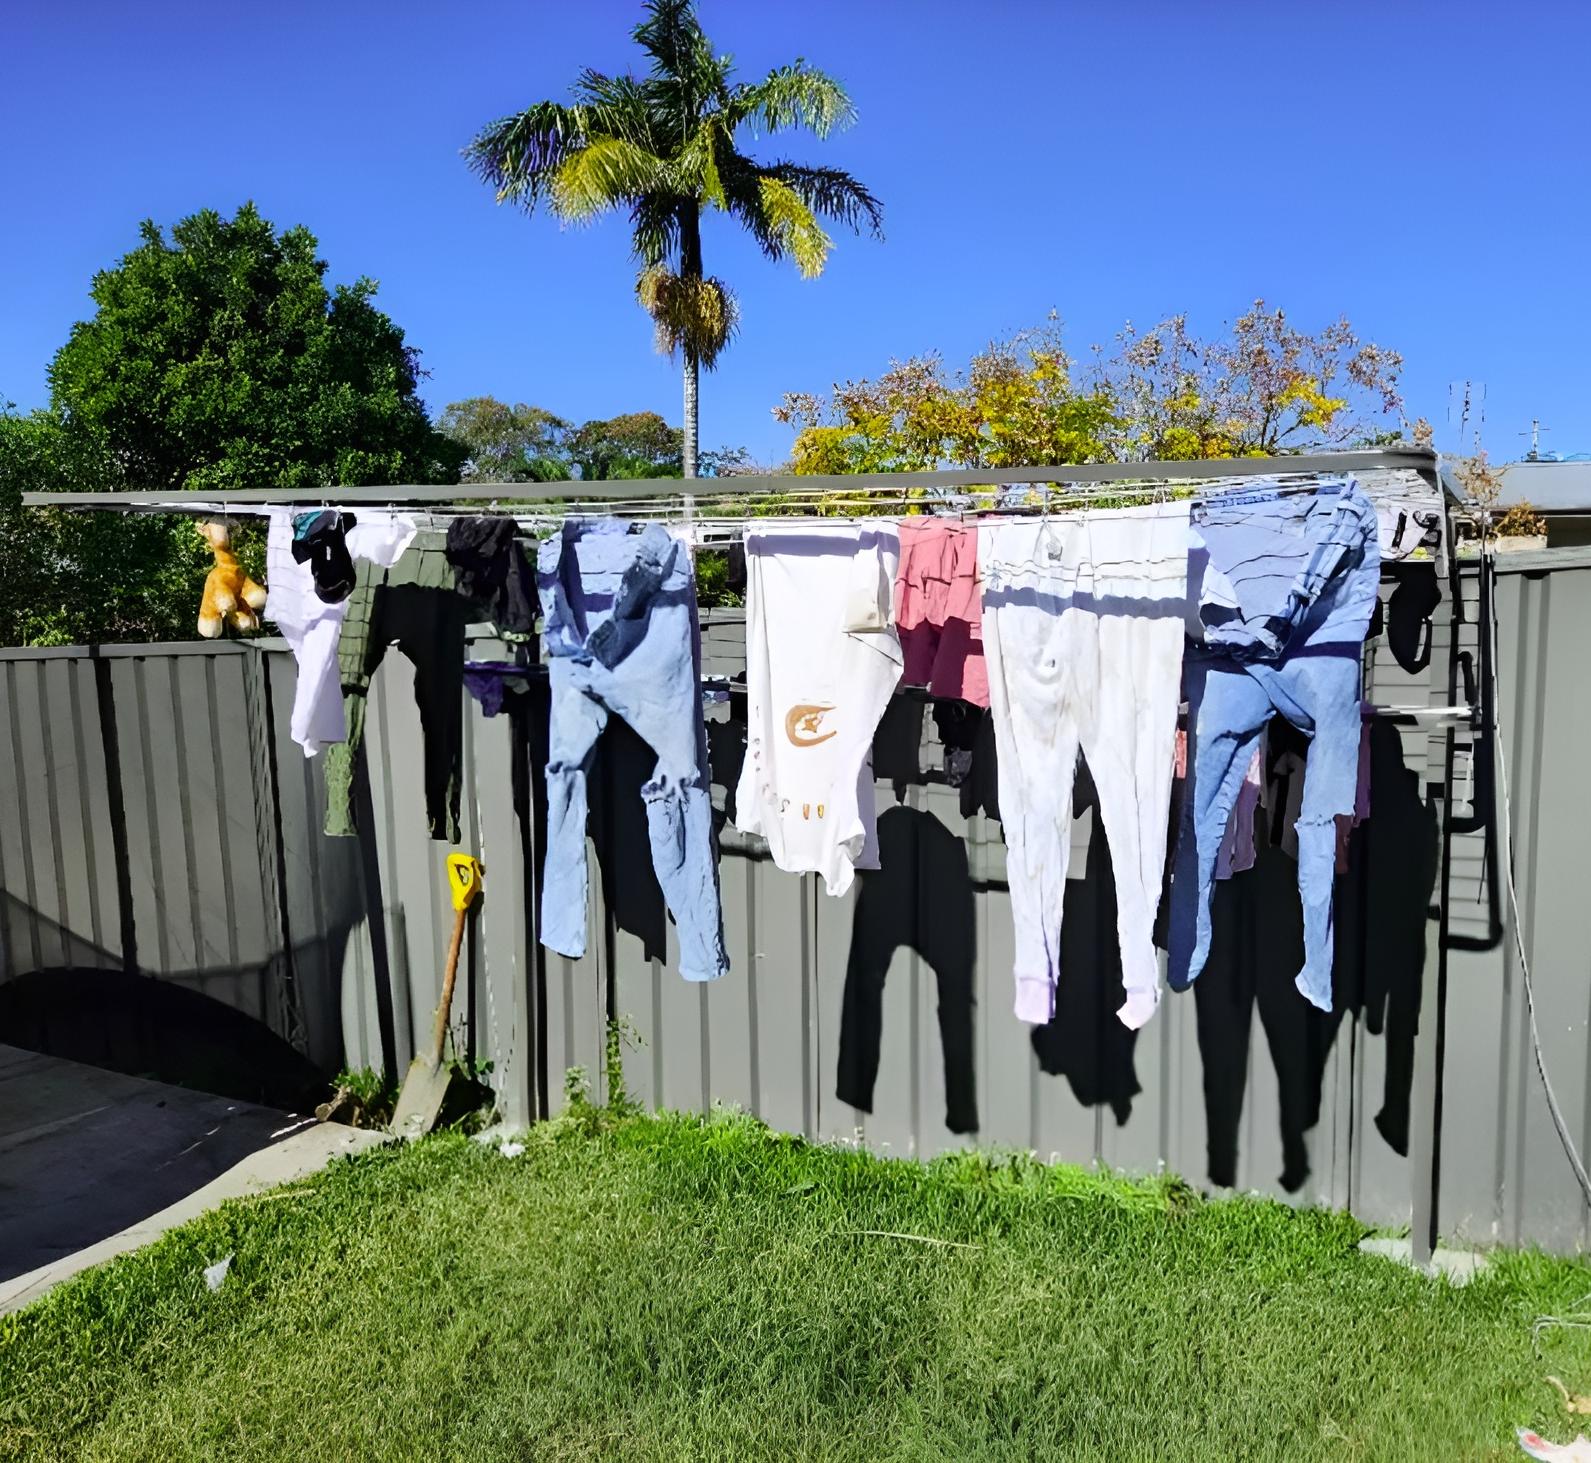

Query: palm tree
<box><xmin>465</xmin><ymin>0</ymin><xmax>883</xmax><ymax>478</ymax></box>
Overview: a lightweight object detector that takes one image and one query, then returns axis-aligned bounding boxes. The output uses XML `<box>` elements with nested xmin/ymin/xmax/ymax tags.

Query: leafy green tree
<box><xmin>438</xmin><ymin>396</ymin><xmax>753</xmax><ymax>485</ymax></box>
<box><xmin>566</xmin><ymin>410</ymin><xmax>682</xmax><ymax>479</ymax></box>
<box><xmin>0</xmin><ymin>407</ymin><xmax>208</xmax><ymax>645</ymax></box>
<box><xmin>439</xmin><ymin>397</ymin><xmax>572</xmax><ymax>482</ymax></box>
<box><xmin>50</xmin><ymin>203</ymin><xmax>464</xmax><ymax>492</ymax></box>
<box><xmin>7</xmin><ymin>204</ymin><xmax>465</xmax><ymax>646</ymax></box>
<box><xmin>775</xmin><ymin>323</ymin><xmax>1118</xmax><ymax>474</ymax></box>
<box><xmin>465</xmin><ymin>0</ymin><xmax>882</xmax><ymax>478</ymax></box>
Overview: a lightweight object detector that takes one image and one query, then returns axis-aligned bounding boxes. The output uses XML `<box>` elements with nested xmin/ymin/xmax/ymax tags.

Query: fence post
<box><xmin>89</xmin><ymin>645</ymin><xmax>139</xmax><ymax>978</ymax></box>
<box><xmin>241</xmin><ymin>644</ymin><xmax>309</xmax><ymax>1058</ymax></box>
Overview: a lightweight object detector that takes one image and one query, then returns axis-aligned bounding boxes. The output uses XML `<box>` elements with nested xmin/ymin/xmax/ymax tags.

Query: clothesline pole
<box><xmin>1406</xmin><ymin>535</ymin><xmax>1486</xmax><ymax>1270</ymax></box>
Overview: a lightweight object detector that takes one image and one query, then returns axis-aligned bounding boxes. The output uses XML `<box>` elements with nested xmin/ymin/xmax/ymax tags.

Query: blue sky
<box><xmin>4</xmin><ymin>1</ymin><xmax>1588</xmax><ymax>466</ymax></box>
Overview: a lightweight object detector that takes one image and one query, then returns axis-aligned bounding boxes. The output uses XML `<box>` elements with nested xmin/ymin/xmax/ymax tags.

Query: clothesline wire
<box><xmin>23</xmin><ymin>447</ymin><xmax>1448</xmax><ymax>501</ymax></box>
<box><xmin>415</xmin><ymin>467</ymin><xmax>1390</xmax><ymax>522</ymax></box>
<box><xmin>23</xmin><ymin>452</ymin><xmax>1457</xmax><ymax>525</ymax></box>
<box><xmin>389</xmin><ymin>471</ymin><xmax>1436</xmax><ymax>552</ymax></box>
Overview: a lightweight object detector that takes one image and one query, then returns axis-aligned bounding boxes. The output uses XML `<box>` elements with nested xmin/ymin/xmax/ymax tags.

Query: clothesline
<box><xmin>21</xmin><ymin>446</ymin><xmax>1462</xmax><ymax>519</ymax></box>
<box><xmin>114</xmin><ymin>464</ymin><xmax>1480</xmax><ymax>1070</ymax></box>
<box><xmin>23</xmin><ymin>461</ymin><xmax>1455</xmax><ymax>590</ymax></box>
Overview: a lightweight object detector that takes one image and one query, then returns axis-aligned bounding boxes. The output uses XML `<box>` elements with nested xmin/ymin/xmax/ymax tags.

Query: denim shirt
<box><xmin>1189</xmin><ymin>478</ymin><xmax>1380</xmax><ymax>660</ymax></box>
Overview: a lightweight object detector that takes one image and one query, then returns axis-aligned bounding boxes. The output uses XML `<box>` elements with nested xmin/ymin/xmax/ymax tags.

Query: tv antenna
<box><xmin>1448</xmin><ymin>381</ymin><xmax>1486</xmax><ymax>454</ymax></box>
<box><xmin>1520</xmin><ymin>419</ymin><xmax>1550</xmax><ymax>461</ymax></box>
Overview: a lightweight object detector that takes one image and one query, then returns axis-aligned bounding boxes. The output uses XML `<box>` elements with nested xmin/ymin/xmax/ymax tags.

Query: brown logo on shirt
<box><xmin>784</xmin><ymin>704</ymin><xmax>837</xmax><ymax>747</ymax></box>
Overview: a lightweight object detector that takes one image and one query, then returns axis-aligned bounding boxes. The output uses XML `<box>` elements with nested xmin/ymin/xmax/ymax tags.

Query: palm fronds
<box><xmin>633</xmin><ymin>0</ymin><xmax>728</xmax><ymax>138</ymax></box>
<box><xmin>728</xmin><ymin>63</ymin><xmax>857</xmax><ymax>138</ymax></box>
<box><xmin>753</xmin><ymin>177</ymin><xmax>831</xmax><ymax>277</ymax></box>
<box><xmin>629</xmin><ymin>195</ymin><xmax>681</xmax><ymax>269</ymax></box>
<box><xmin>553</xmin><ymin>137</ymin><xmax>672</xmax><ymax>223</ymax></box>
<box><xmin>464</xmin><ymin>102</ymin><xmax>590</xmax><ymax>207</ymax></box>
<box><xmin>758</xmin><ymin>162</ymin><xmax>884</xmax><ymax>238</ymax></box>
<box><xmin>465</xmin><ymin>0</ymin><xmax>883</xmax><ymax>470</ymax></box>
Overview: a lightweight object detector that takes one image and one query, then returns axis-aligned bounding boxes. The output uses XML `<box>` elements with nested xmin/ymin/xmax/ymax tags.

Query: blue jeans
<box><xmin>1169</xmin><ymin>482</ymin><xmax>1380</xmax><ymax>1009</ymax></box>
<box><xmin>538</xmin><ymin>520</ymin><xmax>728</xmax><ymax>981</ymax></box>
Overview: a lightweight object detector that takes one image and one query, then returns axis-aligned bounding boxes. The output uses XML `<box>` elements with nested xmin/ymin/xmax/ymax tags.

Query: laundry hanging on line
<box><xmin>265</xmin><ymin>509</ymin><xmax>417</xmax><ymax>757</ymax></box>
<box><xmin>980</xmin><ymin>500</ymin><xmax>1191</xmax><ymax>1031</ymax></box>
<box><xmin>1167</xmin><ymin>479</ymin><xmax>1382</xmax><ymax>1012</ymax></box>
<box><xmin>538</xmin><ymin>518</ymin><xmax>729</xmax><ymax>982</ymax></box>
<box><xmin>247</xmin><ymin>472</ymin><xmax>1414</xmax><ymax>1039</ymax></box>
<box><xmin>733</xmin><ymin>521</ymin><xmax>904</xmax><ymax>897</ymax></box>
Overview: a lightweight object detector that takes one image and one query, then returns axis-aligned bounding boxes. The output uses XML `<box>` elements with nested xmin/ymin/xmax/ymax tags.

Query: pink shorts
<box><xmin>894</xmin><ymin>518</ymin><xmax>989</xmax><ymax>707</ymax></box>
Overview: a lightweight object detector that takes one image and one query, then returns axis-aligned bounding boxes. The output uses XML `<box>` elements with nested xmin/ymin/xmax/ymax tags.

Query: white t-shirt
<box><xmin>733</xmin><ymin>523</ymin><xmax>904</xmax><ymax>896</ymax></box>
<box><xmin>265</xmin><ymin>510</ymin><xmax>417</xmax><ymax>756</ymax></box>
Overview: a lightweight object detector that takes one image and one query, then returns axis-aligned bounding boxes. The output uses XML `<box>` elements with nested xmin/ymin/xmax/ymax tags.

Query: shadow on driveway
<box><xmin>0</xmin><ymin>1043</ymin><xmax>297</xmax><ymax>1285</ymax></box>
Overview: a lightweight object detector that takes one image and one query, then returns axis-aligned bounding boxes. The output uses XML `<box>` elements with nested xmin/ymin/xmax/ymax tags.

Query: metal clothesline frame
<box><xmin>20</xmin><ymin>443</ymin><xmax>1490</xmax><ymax>1265</ymax></box>
<box><xmin>22</xmin><ymin>446</ymin><xmax>1462</xmax><ymax>512</ymax></box>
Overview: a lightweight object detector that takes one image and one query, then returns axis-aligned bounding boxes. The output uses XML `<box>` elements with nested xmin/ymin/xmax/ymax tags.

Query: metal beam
<box><xmin>21</xmin><ymin>448</ymin><xmax>1444</xmax><ymax>511</ymax></box>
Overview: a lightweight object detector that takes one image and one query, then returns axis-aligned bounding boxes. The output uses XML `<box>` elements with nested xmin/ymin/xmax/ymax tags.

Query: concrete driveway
<box><xmin>0</xmin><ymin>1044</ymin><xmax>385</xmax><ymax>1312</ymax></box>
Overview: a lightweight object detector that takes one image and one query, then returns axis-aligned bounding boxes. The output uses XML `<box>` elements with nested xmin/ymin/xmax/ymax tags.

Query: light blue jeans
<box><xmin>538</xmin><ymin>520</ymin><xmax>728</xmax><ymax>981</ymax></box>
<box><xmin>1169</xmin><ymin>481</ymin><xmax>1380</xmax><ymax>1009</ymax></box>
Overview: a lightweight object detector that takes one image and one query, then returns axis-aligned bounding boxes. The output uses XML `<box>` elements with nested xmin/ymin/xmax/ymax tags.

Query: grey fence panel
<box><xmin>1434</xmin><ymin>556</ymin><xmax>1591</xmax><ymax>1252</ymax></box>
<box><xmin>698</xmin><ymin>869</ymin><xmax>755</xmax><ymax>1118</ymax></box>
<box><xmin>0</xmin><ymin>646</ymin><xmax>319</xmax><ymax>1061</ymax></box>
<box><xmin>1160</xmin><ymin>974</ymin><xmax>1210</xmax><ymax>1187</ymax></box>
<box><xmin>364</xmin><ymin>655</ymin><xmax>428</xmax><ymax>1072</ymax></box>
<box><xmin>260</xmin><ymin>647</ymin><xmax>364</xmax><ymax>1075</ymax></box>
<box><xmin>0</xmin><ymin>655</ymin><xmax>113</xmax><ymax>977</ymax></box>
<box><xmin>12</xmin><ymin>550</ymin><xmax>1591</xmax><ymax>1248</ymax></box>
<box><xmin>5</xmin><ymin>662</ymin><xmax>62</xmax><ymax>973</ymax></box>
<box><xmin>718</xmin><ymin>836</ymin><xmax>817</xmax><ymax>1139</ymax></box>
<box><xmin>970</xmin><ymin>820</ymin><xmax>1030</xmax><ymax>1154</ymax></box>
<box><xmin>462</xmin><ymin>675</ymin><xmax>537</xmax><ymax>1125</ymax></box>
<box><xmin>3</xmin><ymin>662</ymin><xmax>53</xmax><ymax>974</ymax></box>
<box><xmin>42</xmin><ymin>660</ymin><xmax>99</xmax><ymax>966</ymax></box>
<box><xmin>660</xmin><ymin>933</ymin><xmax>710</xmax><ymax>1116</ymax></box>
<box><xmin>813</xmin><ymin>865</ymin><xmax>863</xmax><ymax>1147</ymax></box>
<box><xmin>61</xmin><ymin>658</ymin><xmax>119</xmax><ymax>967</ymax></box>
<box><xmin>706</xmin><ymin>839</ymin><xmax>753</xmax><ymax>1116</ymax></box>
<box><xmin>116</xmin><ymin>654</ymin><xmax>175</xmax><ymax>979</ymax></box>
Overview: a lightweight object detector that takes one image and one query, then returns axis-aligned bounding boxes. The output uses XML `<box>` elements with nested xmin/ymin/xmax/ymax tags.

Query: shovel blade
<box><xmin>390</xmin><ymin>1056</ymin><xmax>456</xmax><ymax>1140</ymax></box>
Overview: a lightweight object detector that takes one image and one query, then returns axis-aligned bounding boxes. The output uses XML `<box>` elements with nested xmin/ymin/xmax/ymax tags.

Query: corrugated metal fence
<box><xmin>1</xmin><ymin>550</ymin><xmax>1588</xmax><ymax>1249</ymax></box>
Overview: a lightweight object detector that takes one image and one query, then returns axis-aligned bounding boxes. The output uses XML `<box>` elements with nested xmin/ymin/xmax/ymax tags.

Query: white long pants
<box><xmin>979</xmin><ymin>502</ymin><xmax>1190</xmax><ymax>1030</ymax></box>
<box><xmin>734</xmin><ymin>523</ymin><xmax>903</xmax><ymax>896</ymax></box>
<box><xmin>265</xmin><ymin>511</ymin><xmax>416</xmax><ymax>757</ymax></box>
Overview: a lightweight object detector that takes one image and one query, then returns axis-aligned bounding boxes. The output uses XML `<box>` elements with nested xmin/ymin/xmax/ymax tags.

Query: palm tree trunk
<box><xmin>682</xmin><ymin>351</ymin><xmax>699</xmax><ymax>479</ymax></box>
<box><xmin>680</xmin><ymin>202</ymin><xmax>703</xmax><ymax>480</ymax></box>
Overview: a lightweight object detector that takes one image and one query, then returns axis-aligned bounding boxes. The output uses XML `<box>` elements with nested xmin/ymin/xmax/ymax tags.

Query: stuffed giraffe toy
<box><xmin>195</xmin><ymin>519</ymin><xmax>268</xmax><ymax>637</ymax></box>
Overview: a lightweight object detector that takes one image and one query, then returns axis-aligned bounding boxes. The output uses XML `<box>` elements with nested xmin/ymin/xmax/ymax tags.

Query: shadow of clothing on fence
<box><xmin>1334</xmin><ymin>718</ymin><xmax>1439</xmax><ymax>1156</ymax></box>
<box><xmin>836</xmin><ymin>803</ymin><xmax>979</xmax><ymax>1135</ymax></box>
<box><xmin>586</xmin><ymin>715</ymin><xmax>672</xmax><ymax>966</ymax></box>
<box><xmin>1193</xmin><ymin>717</ymin><xmax>1437</xmax><ymax>1192</ymax></box>
<box><xmin>1193</xmin><ymin>844</ymin><xmax>1341</xmax><ymax>1192</ymax></box>
<box><xmin>1028</xmin><ymin>760</ymin><xmax>1143</xmax><ymax>1125</ymax></box>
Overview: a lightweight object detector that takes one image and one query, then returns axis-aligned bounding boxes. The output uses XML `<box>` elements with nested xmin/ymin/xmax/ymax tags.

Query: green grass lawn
<box><xmin>5</xmin><ymin>1105</ymin><xmax>1591</xmax><ymax>1461</ymax></box>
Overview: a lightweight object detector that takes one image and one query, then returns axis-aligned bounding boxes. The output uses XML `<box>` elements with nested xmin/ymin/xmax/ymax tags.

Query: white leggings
<box><xmin>979</xmin><ymin>502</ymin><xmax>1190</xmax><ymax>1030</ymax></box>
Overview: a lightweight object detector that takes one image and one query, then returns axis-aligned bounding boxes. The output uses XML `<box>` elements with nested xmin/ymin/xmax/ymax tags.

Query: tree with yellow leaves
<box><xmin>776</xmin><ymin>303</ymin><xmax>1405</xmax><ymax>472</ymax></box>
